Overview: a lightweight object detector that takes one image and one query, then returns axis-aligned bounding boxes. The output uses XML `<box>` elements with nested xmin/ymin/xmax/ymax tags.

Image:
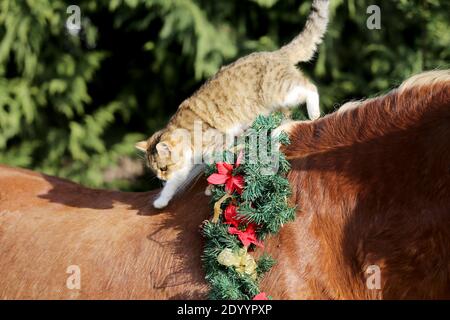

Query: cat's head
<box><xmin>135</xmin><ymin>130</ymin><xmax>191</xmax><ymax>181</ymax></box>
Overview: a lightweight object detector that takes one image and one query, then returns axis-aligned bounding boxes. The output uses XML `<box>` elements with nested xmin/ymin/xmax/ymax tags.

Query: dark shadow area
<box><xmin>34</xmin><ymin>168</ymin><xmax>210</xmax><ymax>298</ymax></box>
<box><xmin>38</xmin><ymin>173</ymin><xmax>156</xmax><ymax>214</ymax></box>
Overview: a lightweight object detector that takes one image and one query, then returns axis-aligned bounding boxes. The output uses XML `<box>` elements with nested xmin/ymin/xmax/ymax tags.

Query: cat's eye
<box><xmin>160</xmin><ymin>166</ymin><xmax>168</xmax><ymax>172</ymax></box>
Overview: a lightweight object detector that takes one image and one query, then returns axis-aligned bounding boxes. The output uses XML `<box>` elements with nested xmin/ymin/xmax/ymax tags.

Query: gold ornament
<box><xmin>212</xmin><ymin>193</ymin><xmax>231</xmax><ymax>223</ymax></box>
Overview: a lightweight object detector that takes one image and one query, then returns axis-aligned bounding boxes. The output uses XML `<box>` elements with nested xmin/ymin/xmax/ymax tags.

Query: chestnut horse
<box><xmin>0</xmin><ymin>70</ymin><xmax>449</xmax><ymax>299</ymax></box>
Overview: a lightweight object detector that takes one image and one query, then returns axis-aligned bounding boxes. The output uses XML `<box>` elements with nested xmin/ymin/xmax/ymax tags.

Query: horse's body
<box><xmin>1</xmin><ymin>70</ymin><xmax>449</xmax><ymax>299</ymax></box>
<box><xmin>0</xmin><ymin>166</ymin><xmax>209</xmax><ymax>299</ymax></box>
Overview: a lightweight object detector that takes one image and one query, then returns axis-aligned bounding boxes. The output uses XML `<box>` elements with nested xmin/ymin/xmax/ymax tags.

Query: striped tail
<box><xmin>278</xmin><ymin>0</ymin><xmax>329</xmax><ymax>64</ymax></box>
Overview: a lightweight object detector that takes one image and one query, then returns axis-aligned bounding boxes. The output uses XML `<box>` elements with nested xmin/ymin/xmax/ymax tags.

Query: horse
<box><xmin>0</xmin><ymin>70</ymin><xmax>449</xmax><ymax>299</ymax></box>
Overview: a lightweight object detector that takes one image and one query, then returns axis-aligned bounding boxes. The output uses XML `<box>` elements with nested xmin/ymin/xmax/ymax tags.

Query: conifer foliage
<box><xmin>202</xmin><ymin>113</ymin><xmax>295</xmax><ymax>300</ymax></box>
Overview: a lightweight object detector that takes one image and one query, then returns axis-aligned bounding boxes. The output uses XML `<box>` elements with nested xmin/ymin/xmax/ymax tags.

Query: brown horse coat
<box><xmin>0</xmin><ymin>70</ymin><xmax>449</xmax><ymax>299</ymax></box>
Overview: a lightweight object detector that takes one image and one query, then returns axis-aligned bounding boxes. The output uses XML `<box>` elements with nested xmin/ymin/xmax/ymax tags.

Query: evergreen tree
<box><xmin>0</xmin><ymin>0</ymin><xmax>448</xmax><ymax>190</ymax></box>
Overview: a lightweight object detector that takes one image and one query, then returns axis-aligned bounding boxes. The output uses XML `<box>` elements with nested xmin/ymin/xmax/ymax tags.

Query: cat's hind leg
<box><xmin>270</xmin><ymin>68</ymin><xmax>321</xmax><ymax>120</ymax></box>
<box><xmin>283</xmin><ymin>84</ymin><xmax>320</xmax><ymax>120</ymax></box>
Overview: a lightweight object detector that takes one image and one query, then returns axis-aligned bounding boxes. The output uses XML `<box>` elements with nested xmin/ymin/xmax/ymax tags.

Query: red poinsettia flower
<box><xmin>253</xmin><ymin>292</ymin><xmax>269</xmax><ymax>300</ymax></box>
<box><xmin>207</xmin><ymin>151</ymin><xmax>245</xmax><ymax>194</ymax></box>
<box><xmin>223</xmin><ymin>203</ymin><xmax>241</xmax><ymax>227</ymax></box>
<box><xmin>228</xmin><ymin>223</ymin><xmax>263</xmax><ymax>248</ymax></box>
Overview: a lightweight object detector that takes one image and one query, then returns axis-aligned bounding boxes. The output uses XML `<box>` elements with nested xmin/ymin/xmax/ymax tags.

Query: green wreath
<box><xmin>202</xmin><ymin>113</ymin><xmax>296</xmax><ymax>300</ymax></box>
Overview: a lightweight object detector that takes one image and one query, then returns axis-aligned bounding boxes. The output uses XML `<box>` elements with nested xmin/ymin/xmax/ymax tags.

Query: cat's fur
<box><xmin>136</xmin><ymin>0</ymin><xmax>329</xmax><ymax>208</ymax></box>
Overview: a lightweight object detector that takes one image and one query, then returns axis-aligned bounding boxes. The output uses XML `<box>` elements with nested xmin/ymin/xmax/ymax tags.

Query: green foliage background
<box><xmin>0</xmin><ymin>0</ymin><xmax>449</xmax><ymax>191</ymax></box>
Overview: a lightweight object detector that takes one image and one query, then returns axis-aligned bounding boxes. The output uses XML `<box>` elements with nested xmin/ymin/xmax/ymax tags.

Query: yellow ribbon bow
<box><xmin>217</xmin><ymin>248</ymin><xmax>257</xmax><ymax>280</ymax></box>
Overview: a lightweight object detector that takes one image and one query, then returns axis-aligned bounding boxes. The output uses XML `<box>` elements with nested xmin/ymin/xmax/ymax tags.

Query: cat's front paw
<box><xmin>153</xmin><ymin>196</ymin><xmax>169</xmax><ymax>209</ymax></box>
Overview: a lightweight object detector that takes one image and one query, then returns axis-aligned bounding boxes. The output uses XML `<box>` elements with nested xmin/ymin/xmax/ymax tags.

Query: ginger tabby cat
<box><xmin>136</xmin><ymin>0</ymin><xmax>329</xmax><ymax>208</ymax></box>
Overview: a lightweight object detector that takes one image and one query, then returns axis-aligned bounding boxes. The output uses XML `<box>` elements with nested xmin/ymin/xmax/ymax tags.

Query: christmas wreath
<box><xmin>202</xmin><ymin>113</ymin><xmax>296</xmax><ymax>300</ymax></box>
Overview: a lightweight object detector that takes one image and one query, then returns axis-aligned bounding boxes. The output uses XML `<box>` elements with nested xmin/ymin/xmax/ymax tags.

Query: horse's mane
<box><xmin>284</xmin><ymin>70</ymin><xmax>450</xmax><ymax>160</ymax></box>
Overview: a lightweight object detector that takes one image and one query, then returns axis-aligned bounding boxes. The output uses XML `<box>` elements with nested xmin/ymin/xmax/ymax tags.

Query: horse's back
<box><xmin>0</xmin><ymin>165</ymin><xmax>208</xmax><ymax>299</ymax></box>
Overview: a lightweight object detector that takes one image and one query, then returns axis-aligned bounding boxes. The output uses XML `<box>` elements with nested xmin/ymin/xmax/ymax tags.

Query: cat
<box><xmin>136</xmin><ymin>0</ymin><xmax>329</xmax><ymax>209</ymax></box>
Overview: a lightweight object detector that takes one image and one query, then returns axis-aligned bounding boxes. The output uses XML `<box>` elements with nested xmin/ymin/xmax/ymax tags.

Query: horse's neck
<box><xmin>285</xmin><ymin>81</ymin><xmax>450</xmax><ymax>161</ymax></box>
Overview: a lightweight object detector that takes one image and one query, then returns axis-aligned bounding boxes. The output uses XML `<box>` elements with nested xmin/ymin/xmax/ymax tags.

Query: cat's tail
<box><xmin>278</xmin><ymin>0</ymin><xmax>329</xmax><ymax>64</ymax></box>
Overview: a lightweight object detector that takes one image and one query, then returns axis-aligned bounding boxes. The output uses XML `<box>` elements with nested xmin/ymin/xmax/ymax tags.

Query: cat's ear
<box><xmin>156</xmin><ymin>142</ymin><xmax>171</xmax><ymax>158</ymax></box>
<box><xmin>135</xmin><ymin>141</ymin><xmax>148</xmax><ymax>152</ymax></box>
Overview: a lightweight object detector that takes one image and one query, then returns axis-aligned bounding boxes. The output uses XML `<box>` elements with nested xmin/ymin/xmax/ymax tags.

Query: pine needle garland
<box><xmin>202</xmin><ymin>113</ymin><xmax>296</xmax><ymax>300</ymax></box>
